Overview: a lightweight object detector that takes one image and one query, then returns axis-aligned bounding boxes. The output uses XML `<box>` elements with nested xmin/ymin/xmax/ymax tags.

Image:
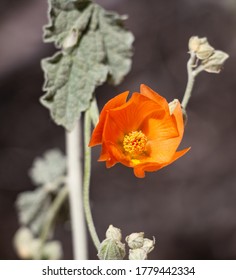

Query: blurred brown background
<box><xmin>0</xmin><ymin>0</ymin><xmax>236</xmax><ymax>259</ymax></box>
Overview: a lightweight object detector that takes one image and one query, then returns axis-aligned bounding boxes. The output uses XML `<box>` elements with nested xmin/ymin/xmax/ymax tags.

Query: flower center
<box><xmin>123</xmin><ymin>130</ymin><xmax>147</xmax><ymax>155</ymax></box>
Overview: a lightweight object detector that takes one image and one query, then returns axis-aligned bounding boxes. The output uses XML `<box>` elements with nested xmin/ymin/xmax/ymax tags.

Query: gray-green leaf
<box><xmin>16</xmin><ymin>188</ymin><xmax>51</xmax><ymax>235</ymax></box>
<box><xmin>29</xmin><ymin>149</ymin><xmax>66</xmax><ymax>185</ymax></box>
<box><xmin>41</xmin><ymin>1</ymin><xmax>134</xmax><ymax>130</ymax></box>
<box><xmin>41</xmin><ymin>30</ymin><xmax>108</xmax><ymax>130</ymax></box>
<box><xmin>98</xmin><ymin>7</ymin><xmax>134</xmax><ymax>85</ymax></box>
<box><xmin>44</xmin><ymin>0</ymin><xmax>92</xmax><ymax>48</ymax></box>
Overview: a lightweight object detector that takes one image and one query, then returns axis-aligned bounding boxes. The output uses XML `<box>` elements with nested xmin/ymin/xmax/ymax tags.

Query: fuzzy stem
<box><xmin>40</xmin><ymin>185</ymin><xmax>68</xmax><ymax>244</ymax></box>
<box><xmin>66</xmin><ymin>122</ymin><xmax>88</xmax><ymax>259</ymax></box>
<box><xmin>181</xmin><ymin>52</ymin><xmax>196</xmax><ymax>110</ymax></box>
<box><xmin>90</xmin><ymin>97</ymin><xmax>99</xmax><ymax>126</ymax></box>
<box><xmin>83</xmin><ymin>108</ymin><xmax>100</xmax><ymax>250</ymax></box>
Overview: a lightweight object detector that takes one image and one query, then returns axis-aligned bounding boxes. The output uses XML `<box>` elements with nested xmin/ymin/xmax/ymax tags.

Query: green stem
<box><xmin>40</xmin><ymin>185</ymin><xmax>68</xmax><ymax>244</ymax></box>
<box><xmin>83</xmin><ymin>107</ymin><xmax>100</xmax><ymax>250</ymax></box>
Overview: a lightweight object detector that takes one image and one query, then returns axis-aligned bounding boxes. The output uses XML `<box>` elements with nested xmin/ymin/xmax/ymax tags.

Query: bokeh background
<box><xmin>1</xmin><ymin>0</ymin><xmax>236</xmax><ymax>259</ymax></box>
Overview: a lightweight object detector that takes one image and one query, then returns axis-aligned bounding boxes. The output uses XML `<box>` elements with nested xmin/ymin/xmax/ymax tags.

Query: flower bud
<box><xmin>98</xmin><ymin>238</ymin><xmax>126</xmax><ymax>260</ymax></box>
<box><xmin>98</xmin><ymin>225</ymin><xmax>126</xmax><ymax>260</ymax></box>
<box><xmin>188</xmin><ymin>36</ymin><xmax>214</xmax><ymax>60</ymax></box>
<box><xmin>106</xmin><ymin>225</ymin><xmax>122</xmax><ymax>241</ymax></box>
<box><xmin>188</xmin><ymin>36</ymin><xmax>203</xmax><ymax>52</ymax></box>
<box><xmin>203</xmin><ymin>50</ymin><xmax>229</xmax><ymax>73</ymax></box>
<box><xmin>196</xmin><ymin>42</ymin><xmax>214</xmax><ymax>60</ymax></box>
<box><xmin>126</xmin><ymin>232</ymin><xmax>144</xmax><ymax>249</ymax></box>
<box><xmin>13</xmin><ymin>227</ymin><xmax>34</xmax><ymax>259</ymax></box>
<box><xmin>128</xmin><ymin>248</ymin><xmax>147</xmax><ymax>260</ymax></box>
<box><xmin>42</xmin><ymin>241</ymin><xmax>62</xmax><ymax>260</ymax></box>
<box><xmin>142</xmin><ymin>237</ymin><xmax>155</xmax><ymax>254</ymax></box>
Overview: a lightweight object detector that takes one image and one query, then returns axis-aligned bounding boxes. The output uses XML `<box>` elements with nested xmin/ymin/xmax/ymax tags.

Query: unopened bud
<box><xmin>13</xmin><ymin>227</ymin><xmax>34</xmax><ymax>259</ymax></box>
<box><xmin>106</xmin><ymin>225</ymin><xmax>122</xmax><ymax>241</ymax></box>
<box><xmin>203</xmin><ymin>50</ymin><xmax>229</xmax><ymax>73</ymax></box>
<box><xmin>188</xmin><ymin>36</ymin><xmax>214</xmax><ymax>60</ymax></box>
<box><xmin>129</xmin><ymin>248</ymin><xmax>147</xmax><ymax>260</ymax></box>
<box><xmin>126</xmin><ymin>232</ymin><xmax>144</xmax><ymax>249</ymax></box>
<box><xmin>98</xmin><ymin>238</ymin><xmax>126</xmax><ymax>260</ymax></box>
<box><xmin>98</xmin><ymin>225</ymin><xmax>126</xmax><ymax>260</ymax></box>
<box><xmin>189</xmin><ymin>36</ymin><xmax>208</xmax><ymax>52</ymax></box>
<box><xmin>196</xmin><ymin>42</ymin><xmax>214</xmax><ymax>60</ymax></box>
<box><xmin>142</xmin><ymin>237</ymin><xmax>155</xmax><ymax>254</ymax></box>
<box><xmin>188</xmin><ymin>36</ymin><xmax>203</xmax><ymax>52</ymax></box>
<box><xmin>42</xmin><ymin>241</ymin><xmax>62</xmax><ymax>260</ymax></box>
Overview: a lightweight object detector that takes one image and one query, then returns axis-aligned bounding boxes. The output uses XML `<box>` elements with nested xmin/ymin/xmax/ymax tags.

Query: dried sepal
<box><xmin>168</xmin><ymin>99</ymin><xmax>179</xmax><ymax>115</ymax></box>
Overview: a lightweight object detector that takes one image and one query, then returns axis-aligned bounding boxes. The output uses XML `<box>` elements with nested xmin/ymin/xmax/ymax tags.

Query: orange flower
<box><xmin>89</xmin><ymin>84</ymin><xmax>190</xmax><ymax>178</ymax></box>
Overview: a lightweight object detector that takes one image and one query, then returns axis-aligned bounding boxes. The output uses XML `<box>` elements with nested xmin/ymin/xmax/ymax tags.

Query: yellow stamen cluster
<box><xmin>123</xmin><ymin>130</ymin><xmax>147</xmax><ymax>156</ymax></box>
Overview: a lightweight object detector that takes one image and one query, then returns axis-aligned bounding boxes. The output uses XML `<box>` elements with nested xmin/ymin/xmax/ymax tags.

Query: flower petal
<box><xmin>98</xmin><ymin>143</ymin><xmax>110</xmax><ymax>161</ymax></box>
<box><xmin>108</xmin><ymin>93</ymin><xmax>165</xmax><ymax>134</ymax></box>
<box><xmin>140</xmin><ymin>84</ymin><xmax>169</xmax><ymax>111</ymax></box>
<box><xmin>169</xmin><ymin>147</ymin><xmax>190</xmax><ymax>164</ymax></box>
<box><xmin>133</xmin><ymin>147</ymin><xmax>190</xmax><ymax>178</ymax></box>
<box><xmin>134</xmin><ymin>162</ymin><xmax>162</xmax><ymax>178</ymax></box>
<box><xmin>141</xmin><ymin>113</ymin><xmax>179</xmax><ymax>142</ymax></box>
<box><xmin>171</xmin><ymin>100</ymin><xmax>184</xmax><ymax>138</ymax></box>
<box><xmin>89</xmin><ymin>91</ymin><xmax>129</xmax><ymax>147</ymax></box>
<box><xmin>145</xmin><ymin>101</ymin><xmax>185</xmax><ymax>162</ymax></box>
<box><xmin>106</xmin><ymin>143</ymin><xmax>132</xmax><ymax>167</ymax></box>
<box><xmin>103</xmin><ymin>112</ymin><xmax>125</xmax><ymax>144</ymax></box>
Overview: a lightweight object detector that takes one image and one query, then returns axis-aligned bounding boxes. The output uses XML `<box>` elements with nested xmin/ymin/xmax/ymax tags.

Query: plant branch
<box><xmin>90</xmin><ymin>97</ymin><xmax>99</xmax><ymax>127</ymax></box>
<box><xmin>181</xmin><ymin>51</ymin><xmax>196</xmax><ymax>110</ymax></box>
<box><xmin>40</xmin><ymin>185</ymin><xmax>68</xmax><ymax>244</ymax></box>
<box><xmin>83</xmin><ymin>107</ymin><xmax>100</xmax><ymax>250</ymax></box>
<box><xmin>66</xmin><ymin>122</ymin><xmax>88</xmax><ymax>259</ymax></box>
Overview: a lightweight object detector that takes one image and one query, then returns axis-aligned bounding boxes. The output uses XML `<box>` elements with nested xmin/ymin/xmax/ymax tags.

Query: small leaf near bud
<box><xmin>106</xmin><ymin>225</ymin><xmax>122</xmax><ymax>241</ymax></box>
<box><xmin>203</xmin><ymin>50</ymin><xmax>229</xmax><ymax>73</ymax></box>
<box><xmin>126</xmin><ymin>232</ymin><xmax>144</xmax><ymax>249</ymax></box>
